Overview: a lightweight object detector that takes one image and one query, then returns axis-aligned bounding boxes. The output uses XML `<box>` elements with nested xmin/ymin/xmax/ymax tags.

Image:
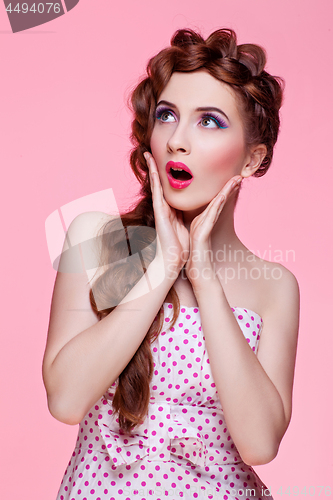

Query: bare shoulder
<box><xmin>246</xmin><ymin>250</ymin><xmax>298</xmax><ymax>287</ymax></box>
<box><xmin>58</xmin><ymin>211</ymin><xmax>118</xmax><ymax>279</ymax></box>
<box><xmin>65</xmin><ymin>210</ymin><xmax>114</xmax><ymax>244</ymax></box>
<box><xmin>261</xmin><ymin>260</ymin><xmax>300</xmax><ymax>312</ymax></box>
<box><xmin>43</xmin><ymin>211</ymin><xmax>119</xmax><ymax>372</ymax></box>
<box><xmin>241</xmin><ymin>249</ymin><xmax>299</xmax><ymax>310</ymax></box>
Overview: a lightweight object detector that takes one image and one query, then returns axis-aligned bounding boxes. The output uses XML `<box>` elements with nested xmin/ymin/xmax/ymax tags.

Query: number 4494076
<box><xmin>277</xmin><ymin>486</ymin><xmax>331</xmax><ymax>497</ymax></box>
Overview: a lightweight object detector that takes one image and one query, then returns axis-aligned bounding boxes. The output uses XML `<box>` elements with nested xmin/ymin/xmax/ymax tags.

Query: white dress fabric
<box><xmin>56</xmin><ymin>302</ymin><xmax>273</xmax><ymax>500</ymax></box>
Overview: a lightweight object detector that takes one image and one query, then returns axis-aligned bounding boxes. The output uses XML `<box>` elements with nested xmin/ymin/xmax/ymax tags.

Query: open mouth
<box><xmin>169</xmin><ymin>167</ymin><xmax>193</xmax><ymax>181</ymax></box>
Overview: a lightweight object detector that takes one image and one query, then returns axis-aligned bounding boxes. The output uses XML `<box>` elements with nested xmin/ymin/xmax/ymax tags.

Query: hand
<box><xmin>184</xmin><ymin>175</ymin><xmax>243</xmax><ymax>294</ymax></box>
<box><xmin>144</xmin><ymin>152</ymin><xmax>190</xmax><ymax>278</ymax></box>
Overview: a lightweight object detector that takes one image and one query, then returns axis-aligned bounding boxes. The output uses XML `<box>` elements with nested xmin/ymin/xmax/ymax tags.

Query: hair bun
<box><xmin>171</xmin><ymin>29</ymin><xmax>204</xmax><ymax>47</ymax></box>
<box><xmin>237</xmin><ymin>44</ymin><xmax>267</xmax><ymax>77</ymax></box>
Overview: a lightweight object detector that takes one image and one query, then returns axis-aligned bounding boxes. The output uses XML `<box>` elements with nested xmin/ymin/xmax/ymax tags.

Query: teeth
<box><xmin>169</xmin><ymin>166</ymin><xmax>193</xmax><ymax>182</ymax></box>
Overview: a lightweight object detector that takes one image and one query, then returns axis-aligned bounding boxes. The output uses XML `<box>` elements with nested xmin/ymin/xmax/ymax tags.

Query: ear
<box><xmin>241</xmin><ymin>144</ymin><xmax>267</xmax><ymax>178</ymax></box>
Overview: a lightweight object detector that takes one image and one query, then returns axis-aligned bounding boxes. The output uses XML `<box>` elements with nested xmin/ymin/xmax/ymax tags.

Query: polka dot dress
<box><xmin>56</xmin><ymin>303</ymin><xmax>273</xmax><ymax>500</ymax></box>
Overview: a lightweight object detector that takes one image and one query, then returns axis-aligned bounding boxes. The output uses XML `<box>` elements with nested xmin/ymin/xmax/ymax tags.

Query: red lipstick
<box><xmin>166</xmin><ymin>161</ymin><xmax>194</xmax><ymax>189</ymax></box>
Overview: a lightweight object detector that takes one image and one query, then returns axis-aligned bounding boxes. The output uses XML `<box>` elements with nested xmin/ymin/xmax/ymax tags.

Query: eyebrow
<box><xmin>156</xmin><ymin>100</ymin><xmax>230</xmax><ymax>122</ymax></box>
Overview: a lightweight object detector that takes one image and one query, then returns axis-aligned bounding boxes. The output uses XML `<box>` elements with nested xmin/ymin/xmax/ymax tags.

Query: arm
<box><xmin>42</xmin><ymin>212</ymin><xmax>178</xmax><ymax>425</ymax></box>
<box><xmin>183</xmin><ymin>176</ymin><xmax>300</xmax><ymax>466</ymax></box>
<box><xmin>194</xmin><ymin>265</ymin><xmax>300</xmax><ymax>466</ymax></box>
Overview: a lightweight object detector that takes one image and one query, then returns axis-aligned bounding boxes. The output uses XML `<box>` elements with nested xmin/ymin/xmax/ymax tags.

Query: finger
<box><xmin>144</xmin><ymin>153</ymin><xmax>171</xmax><ymax>221</ymax></box>
<box><xmin>144</xmin><ymin>154</ymin><xmax>161</xmax><ymax>208</ymax></box>
<box><xmin>144</xmin><ymin>153</ymin><xmax>163</xmax><ymax>192</ymax></box>
<box><xmin>214</xmin><ymin>181</ymin><xmax>242</xmax><ymax>221</ymax></box>
<box><xmin>213</xmin><ymin>176</ymin><xmax>242</xmax><ymax>201</ymax></box>
<box><xmin>194</xmin><ymin>189</ymin><xmax>225</xmax><ymax>227</ymax></box>
<box><xmin>190</xmin><ymin>177</ymin><xmax>243</xmax><ymax>242</ymax></box>
<box><xmin>144</xmin><ymin>152</ymin><xmax>154</xmax><ymax>191</ymax></box>
<box><xmin>196</xmin><ymin>176</ymin><xmax>243</xmax><ymax>221</ymax></box>
<box><xmin>225</xmin><ymin>175</ymin><xmax>243</xmax><ymax>195</ymax></box>
<box><xmin>153</xmin><ymin>170</ymin><xmax>167</xmax><ymax>209</ymax></box>
<box><xmin>144</xmin><ymin>153</ymin><xmax>156</xmax><ymax>186</ymax></box>
<box><xmin>144</xmin><ymin>153</ymin><xmax>160</xmax><ymax>195</ymax></box>
<box><xmin>211</xmin><ymin>176</ymin><xmax>242</xmax><ymax>215</ymax></box>
<box><xmin>190</xmin><ymin>196</ymin><xmax>222</xmax><ymax>242</ymax></box>
<box><xmin>202</xmin><ymin>176</ymin><xmax>238</xmax><ymax>216</ymax></box>
<box><xmin>206</xmin><ymin>192</ymin><xmax>227</xmax><ymax>227</ymax></box>
<box><xmin>194</xmin><ymin>180</ymin><xmax>235</xmax><ymax>231</ymax></box>
<box><xmin>144</xmin><ymin>152</ymin><xmax>159</xmax><ymax>177</ymax></box>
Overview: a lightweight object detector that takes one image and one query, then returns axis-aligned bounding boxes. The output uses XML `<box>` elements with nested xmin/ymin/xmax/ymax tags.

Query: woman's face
<box><xmin>150</xmin><ymin>70</ymin><xmax>252</xmax><ymax>214</ymax></box>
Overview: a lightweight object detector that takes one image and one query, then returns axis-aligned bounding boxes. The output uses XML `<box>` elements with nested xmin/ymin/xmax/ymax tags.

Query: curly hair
<box><xmin>89</xmin><ymin>27</ymin><xmax>285</xmax><ymax>433</ymax></box>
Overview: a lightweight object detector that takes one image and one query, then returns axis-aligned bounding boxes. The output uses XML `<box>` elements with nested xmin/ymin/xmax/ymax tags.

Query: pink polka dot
<box><xmin>56</xmin><ymin>304</ymin><xmax>269</xmax><ymax>499</ymax></box>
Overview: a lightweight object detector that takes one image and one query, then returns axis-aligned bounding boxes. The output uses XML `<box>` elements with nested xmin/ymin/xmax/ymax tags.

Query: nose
<box><xmin>166</xmin><ymin>122</ymin><xmax>191</xmax><ymax>155</ymax></box>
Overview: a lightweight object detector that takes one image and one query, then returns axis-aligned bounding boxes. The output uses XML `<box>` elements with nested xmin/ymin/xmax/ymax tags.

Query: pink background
<box><xmin>1</xmin><ymin>0</ymin><xmax>332</xmax><ymax>497</ymax></box>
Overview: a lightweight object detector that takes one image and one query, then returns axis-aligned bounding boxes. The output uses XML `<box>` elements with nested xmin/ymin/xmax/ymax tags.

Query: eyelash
<box><xmin>155</xmin><ymin>107</ymin><xmax>228</xmax><ymax>129</ymax></box>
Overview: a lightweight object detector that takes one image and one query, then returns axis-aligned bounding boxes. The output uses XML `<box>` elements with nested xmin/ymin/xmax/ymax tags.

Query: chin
<box><xmin>165</xmin><ymin>194</ymin><xmax>209</xmax><ymax>214</ymax></box>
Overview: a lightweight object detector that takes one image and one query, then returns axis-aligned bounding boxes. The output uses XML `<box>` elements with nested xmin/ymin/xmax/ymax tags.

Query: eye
<box><xmin>155</xmin><ymin>107</ymin><xmax>176</xmax><ymax>122</ymax></box>
<box><xmin>200</xmin><ymin>114</ymin><xmax>228</xmax><ymax>129</ymax></box>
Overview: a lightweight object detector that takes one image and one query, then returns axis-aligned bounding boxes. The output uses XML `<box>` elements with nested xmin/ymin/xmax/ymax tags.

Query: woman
<box><xmin>43</xmin><ymin>27</ymin><xmax>300</xmax><ymax>500</ymax></box>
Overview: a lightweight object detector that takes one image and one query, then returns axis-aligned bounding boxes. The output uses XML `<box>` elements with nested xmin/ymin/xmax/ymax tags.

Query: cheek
<box><xmin>149</xmin><ymin>129</ymin><xmax>163</xmax><ymax>162</ymax></box>
<box><xmin>203</xmin><ymin>139</ymin><xmax>246</xmax><ymax>175</ymax></box>
<box><xmin>150</xmin><ymin>125</ymin><xmax>164</xmax><ymax>152</ymax></box>
<box><xmin>149</xmin><ymin>129</ymin><xmax>156</xmax><ymax>153</ymax></box>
